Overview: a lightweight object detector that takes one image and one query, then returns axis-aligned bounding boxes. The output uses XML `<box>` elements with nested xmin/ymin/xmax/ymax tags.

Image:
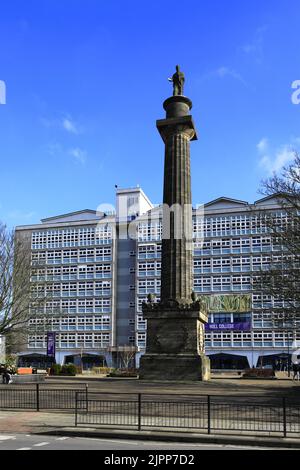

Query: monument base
<box><xmin>139</xmin><ymin>300</ymin><xmax>211</xmax><ymax>382</ymax></box>
<box><xmin>139</xmin><ymin>353</ymin><xmax>210</xmax><ymax>381</ymax></box>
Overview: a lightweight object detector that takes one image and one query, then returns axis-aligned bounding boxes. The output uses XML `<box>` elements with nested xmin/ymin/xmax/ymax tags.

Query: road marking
<box><xmin>33</xmin><ymin>442</ymin><xmax>49</xmax><ymax>447</ymax></box>
<box><xmin>17</xmin><ymin>447</ymin><xmax>31</xmax><ymax>451</ymax></box>
<box><xmin>0</xmin><ymin>435</ymin><xmax>16</xmax><ymax>441</ymax></box>
<box><xmin>56</xmin><ymin>437</ymin><xmax>70</xmax><ymax>441</ymax></box>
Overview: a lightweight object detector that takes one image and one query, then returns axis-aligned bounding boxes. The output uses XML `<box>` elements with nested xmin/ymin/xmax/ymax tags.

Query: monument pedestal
<box><xmin>139</xmin><ymin>301</ymin><xmax>210</xmax><ymax>381</ymax></box>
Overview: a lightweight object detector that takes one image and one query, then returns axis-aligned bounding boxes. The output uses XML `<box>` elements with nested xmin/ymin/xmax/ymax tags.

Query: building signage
<box><xmin>47</xmin><ymin>332</ymin><xmax>56</xmax><ymax>357</ymax></box>
<box><xmin>205</xmin><ymin>322</ymin><xmax>251</xmax><ymax>331</ymax></box>
<box><xmin>202</xmin><ymin>294</ymin><xmax>251</xmax><ymax>313</ymax></box>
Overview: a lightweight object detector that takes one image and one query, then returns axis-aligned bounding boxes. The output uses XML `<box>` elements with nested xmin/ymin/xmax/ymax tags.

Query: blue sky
<box><xmin>0</xmin><ymin>0</ymin><xmax>300</xmax><ymax>227</ymax></box>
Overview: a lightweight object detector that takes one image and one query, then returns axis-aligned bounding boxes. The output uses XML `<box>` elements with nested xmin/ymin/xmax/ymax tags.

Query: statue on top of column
<box><xmin>168</xmin><ymin>65</ymin><xmax>185</xmax><ymax>96</ymax></box>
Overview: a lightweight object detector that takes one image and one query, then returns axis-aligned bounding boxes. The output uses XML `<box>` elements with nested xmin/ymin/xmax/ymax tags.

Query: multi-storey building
<box><xmin>135</xmin><ymin>194</ymin><xmax>300</xmax><ymax>369</ymax></box>
<box><xmin>15</xmin><ymin>188</ymin><xmax>153</xmax><ymax>368</ymax></box>
<box><xmin>15</xmin><ymin>187</ymin><xmax>300</xmax><ymax>370</ymax></box>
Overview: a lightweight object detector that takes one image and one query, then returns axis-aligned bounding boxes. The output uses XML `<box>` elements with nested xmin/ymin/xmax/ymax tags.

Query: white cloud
<box><xmin>242</xmin><ymin>26</ymin><xmax>268</xmax><ymax>64</ymax></box>
<box><xmin>257</xmin><ymin>138</ymin><xmax>296</xmax><ymax>174</ymax></box>
<box><xmin>62</xmin><ymin>118</ymin><xmax>78</xmax><ymax>134</ymax></box>
<box><xmin>257</xmin><ymin>137</ymin><xmax>269</xmax><ymax>153</ymax></box>
<box><xmin>0</xmin><ymin>80</ymin><xmax>6</xmax><ymax>105</ymax></box>
<box><xmin>215</xmin><ymin>67</ymin><xmax>248</xmax><ymax>87</ymax></box>
<box><xmin>68</xmin><ymin>147</ymin><xmax>87</xmax><ymax>165</ymax></box>
<box><xmin>41</xmin><ymin>115</ymin><xmax>80</xmax><ymax>134</ymax></box>
<box><xmin>46</xmin><ymin>142</ymin><xmax>87</xmax><ymax>165</ymax></box>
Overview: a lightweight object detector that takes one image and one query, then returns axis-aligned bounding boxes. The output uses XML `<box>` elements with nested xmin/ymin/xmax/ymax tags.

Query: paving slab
<box><xmin>0</xmin><ymin>410</ymin><xmax>73</xmax><ymax>434</ymax></box>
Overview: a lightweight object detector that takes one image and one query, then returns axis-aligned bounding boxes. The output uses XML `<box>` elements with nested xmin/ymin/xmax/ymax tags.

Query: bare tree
<box><xmin>117</xmin><ymin>346</ymin><xmax>137</xmax><ymax>370</ymax></box>
<box><xmin>0</xmin><ymin>224</ymin><xmax>48</xmax><ymax>344</ymax></box>
<box><xmin>254</xmin><ymin>153</ymin><xmax>300</xmax><ymax>327</ymax></box>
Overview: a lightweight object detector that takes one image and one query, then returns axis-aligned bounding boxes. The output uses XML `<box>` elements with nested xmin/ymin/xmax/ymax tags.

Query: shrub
<box><xmin>107</xmin><ymin>368</ymin><xmax>138</xmax><ymax>378</ymax></box>
<box><xmin>5</xmin><ymin>355</ymin><xmax>17</xmax><ymax>370</ymax></box>
<box><xmin>91</xmin><ymin>367</ymin><xmax>112</xmax><ymax>375</ymax></box>
<box><xmin>50</xmin><ymin>364</ymin><xmax>62</xmax><ymax>376</ymax></box>
<box><xmin>60</xmin><ymin>364</ymin><xmax>77</xmax><ymax>376</ymax></box>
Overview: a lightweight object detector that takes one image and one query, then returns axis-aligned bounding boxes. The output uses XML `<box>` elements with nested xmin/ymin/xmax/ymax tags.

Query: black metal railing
<box><xmin>0</xmin><ymin>384</ymin><xmax>88</xmax><ymax>411</ymax></box>
<box><xmin>2</xmin><ymin>386</ymin><xmax>300</xmax><ymax>438</ymax></box>
<box><xmin>75</xmin><ymin>392</ymin><xmax>300</xmax><ymax>438</ymax></box>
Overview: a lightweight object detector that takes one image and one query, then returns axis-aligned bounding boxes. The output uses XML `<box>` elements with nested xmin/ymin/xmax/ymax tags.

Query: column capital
<box><xmin>156</xmin><ymin>115</ymin><xmax>198</xmax><ymax>142</ymax></box>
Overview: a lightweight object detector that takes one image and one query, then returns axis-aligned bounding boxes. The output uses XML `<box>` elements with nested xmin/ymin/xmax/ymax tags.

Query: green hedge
<box><xmin>61</xmin><ymin>364</ymin><xmax>77</xmax><ymax>376</ymax></box>
<box><xmin>50</xmin><ymin>364</ymin><xmax>62</xmax><ymax>376</ymax></box>
<box><xmin>49</xmin><ymin>363</ymin><xmax>77</xmax><ymax>376</ymax></box>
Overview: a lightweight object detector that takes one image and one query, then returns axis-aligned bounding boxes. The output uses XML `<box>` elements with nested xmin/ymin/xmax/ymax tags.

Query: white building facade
<box><xmin>135</xmin><ymin>194</ymin><xmax>300</xmax><ymax>369</ymax></box>
<box><xmin>15</xmin><ymin>188</ymin><xmax>300</xmax><ymax>370</ymax></box>
<box><xmin>15</xmin><ymin>188</ymin><xmax>152</xmax><ymax>368</ymax></box>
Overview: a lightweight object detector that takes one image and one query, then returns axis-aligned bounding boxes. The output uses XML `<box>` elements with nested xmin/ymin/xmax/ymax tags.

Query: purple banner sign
<box><xmin>47</xmin><ymin>332</ymin><xmax>56</xmax><ymax>357</ymax></box>
<box><xmin>205</xmin><ymin>322</ymin><xmax>251</xmax><ymax>331</ymax></box>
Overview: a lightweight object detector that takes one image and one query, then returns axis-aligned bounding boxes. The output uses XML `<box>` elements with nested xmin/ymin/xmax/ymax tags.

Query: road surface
<box><xmin>0</xmin><ymin>433</ymin><xmax>287</xmax><ymax>451</ymax></box>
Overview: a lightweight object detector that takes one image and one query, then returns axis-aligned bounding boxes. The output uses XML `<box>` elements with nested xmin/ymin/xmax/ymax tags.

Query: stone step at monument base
<box><xmin>139</xmin><ymin>353</ymin><xmax>210</xmax><ymax>381</ymax></box>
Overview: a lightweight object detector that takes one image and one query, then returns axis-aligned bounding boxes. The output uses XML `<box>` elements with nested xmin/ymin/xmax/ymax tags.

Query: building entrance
<box><xmin>17</xmin><ymin>354</ymin><xmax>55</xmax><ymax>368</ymax></box>
<box><xmin>64</xmin><ymin>354</ymin><xmax>106</xmax><ymax>370</ymax></box>
<box><xmin>208</xmin><ymin>353</ymin><xmax>249</xmax><ymax>370</ymax></box>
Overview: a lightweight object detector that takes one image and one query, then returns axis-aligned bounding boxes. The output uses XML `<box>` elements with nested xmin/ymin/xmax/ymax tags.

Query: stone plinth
<box><xmin>139</xmin><ymin>301</ymin><xmax>211</xmax><ymax>381</ymax></box>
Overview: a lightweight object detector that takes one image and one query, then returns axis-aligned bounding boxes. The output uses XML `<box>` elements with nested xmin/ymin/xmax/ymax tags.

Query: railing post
<box><xmin>36</xmin><ymin>383</ymin><xmax>40</xmax><ymax>412</ymax></box>
<box><xmin>207</xmin><ymin>395</ymin><xmax>211</xmax><ymax>434</ymax></box>
<box><xmin>283</xmin><ymin>397</ymin><xmax>287</xmax><ymax>438</ymax></box>
<box><xmin>138</xmin><ymin>394</ymin><xmax>142</xmax><ymax>431</ymax></box>
<box><xmin>75</xmin><ymin>391</ymin><xmax>78</xmax><ymax>427</ymax></box>
<box><xmin>85</xmin><ymin>384</ymin><xmax>89</xmax><ymax>413</ymax></box>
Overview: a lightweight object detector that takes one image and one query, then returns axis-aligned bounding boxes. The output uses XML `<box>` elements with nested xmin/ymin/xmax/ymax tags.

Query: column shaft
<box><xmin>161</xmin><ymin>131</ymin><xmax>193</xmax><ymax>304</ymax></box>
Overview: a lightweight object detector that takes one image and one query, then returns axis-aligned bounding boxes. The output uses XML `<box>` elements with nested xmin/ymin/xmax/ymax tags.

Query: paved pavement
<box><xmin>0</xmin><ymin>410</ymin><xmax>299</xmax><ymax>449</ymax></box>
<box><xmin>0</xmin><ymin>410</ymin><xmax>74</xmax><ymax>434</ymax></box>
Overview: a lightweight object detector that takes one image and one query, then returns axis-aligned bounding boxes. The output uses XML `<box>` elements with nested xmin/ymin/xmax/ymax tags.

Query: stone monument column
<box><xmin>139</xmin><ymin>67</ymin><xmax>210</xmax><ymax>381</ymax></box>
<box><xmin>160</xmin><ymin>95</ymin><xmax>195</xmax><ymax>305</ymax></box>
